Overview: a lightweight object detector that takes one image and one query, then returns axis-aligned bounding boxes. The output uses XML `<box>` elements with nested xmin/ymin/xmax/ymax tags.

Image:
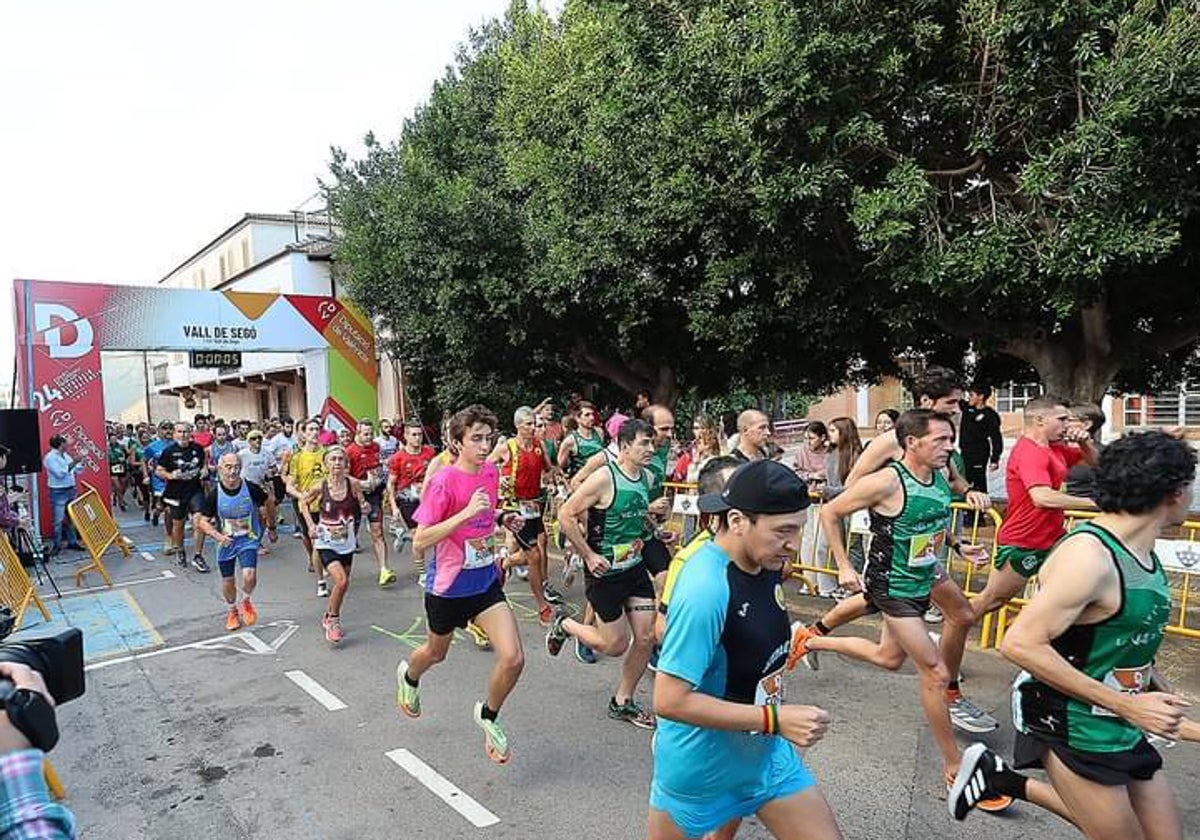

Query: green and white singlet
<box><xmin>568</xmin><ymin>428</ymin><xmax>606</xmax><ymax>475</ymax></box>
<box><xmin>1013</xmin><ymin>522</ymin><xmax>1171</xmax><ymax>753</ymax></box>
<box><xmin>646</xmin><ymin>442</ymin><xmax>671</xmax><ymax>501</ymax></box>
<box><xmin>863</xmin><ymin>462</ymin><xmax>952</xmax><ymax>599</ymax></box>
<box><xmin>585</xmin><ymin>460</ymin><xmax>653</xmax><ymax>577</ymax></box>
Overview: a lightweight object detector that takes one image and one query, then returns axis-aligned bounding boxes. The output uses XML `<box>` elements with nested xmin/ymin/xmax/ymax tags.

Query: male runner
<box><xmin>284</xmin><ymin>418</ymin><xmax>328</xmax><ymax>596</ymax></box>
<box><xmin>650</xmin><ymin>459</ymin><xmax>842</xmax><ymax>840</ymax></box>
<box><xmin>556</xmin><ymin>400</ymin><xmax>606</xmax><ymax>475</ymax></box>
<box><xmin>938</xmin><ymin>395</ymin><xmax>1097</xmax><ymax>733</ymax></box>
<box><xmin>387</xmin><ymin>420</ymin><xmax>437</xmax><ymax>575</ymax></box>
<box><xmin>263</xmin><ymin>419</ymin><xmax>293</xmax><ymax>529</ymax></box>
<box><xmin>789</xmin><ymin>409</ymin><xmax>1012</xmax><ymax>812</ymax></box>
<box><xmin>731</xmin><ymin>410</ymin><xmax>770</xmax><ymax>462</ymax></box>
<box><xmin>156</xmin><ymin>422</ymin><xmax>210</xmax><ymax>572</ymax></box>
<box><xmin>395</xmin><ymin>405</ymin><xmax>525</xmax><ymax>764</ymax></box>
<box><xmin>208</xmin><ymin>422</ymin><xmax>237</xmax><ymax>473</ymax></box>
<box><xmin>238</xmin><ymin>429</ymin><xmax>278</xmax><ymax>548</ymax></box>
<box><xmin>489</xmin><ymin>406</ymin><xmax>563</xmax><ymax>624</ymax></box>
<box><xmin>191</xmin><ymin>414</ymin><xmax>213</xmax><ymax>450</ymax></box>
<box><xmin>546</xmin><ymin>418</ymin><xmax>658</xmax><ymax>729</ymax></box>
<box><xmin>347</xmin><ymin>418</ymin><xmax>396</xmax><ymax>587</ymax></box>
<box><xmin>195</xmin><ymin>451</ymin><xmax>267</xmax><ymax>631</ymax></box>
<box><xmin>952</xmin><ymin>431</ymin><xmax>1200</xmax><ymax>840</ymax></box>
<box><xmin>798</xmin><ymin>366</ymin><xmax>994</xmax><ymax>732</ymax></box>
<box><xmin>143</xmin><ymin>421</ymin><xmax>174</xmax><ymax>538</ymax></box>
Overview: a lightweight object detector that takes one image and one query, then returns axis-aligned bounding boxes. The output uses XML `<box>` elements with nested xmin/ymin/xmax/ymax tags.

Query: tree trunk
<box><xmin>1000</xmin><ymin>302</ymin><xmax>1119</xmax><ymax>404</ymax></box>
<box><xmin>572</xmin><ymin>339</ymin><xmax>680</xmax><ymax>407</ymax></box>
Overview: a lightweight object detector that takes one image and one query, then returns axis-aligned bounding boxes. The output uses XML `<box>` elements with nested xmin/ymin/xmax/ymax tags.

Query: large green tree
<box><xmin>329</xmin><ymin>0</ymin><xmax>1200</xmax><ymax>408</ymax></box>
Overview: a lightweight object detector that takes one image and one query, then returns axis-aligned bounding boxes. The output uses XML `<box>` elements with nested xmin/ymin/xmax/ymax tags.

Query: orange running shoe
<box><xmin>224</xmin><ymin>606</ymin><xmax>240</xmax><ymax>632</ymax></box>
<box><xmin>239</xmin><ymin>597</ymin><xmax>257</xmax><ymax>626</ymax></box>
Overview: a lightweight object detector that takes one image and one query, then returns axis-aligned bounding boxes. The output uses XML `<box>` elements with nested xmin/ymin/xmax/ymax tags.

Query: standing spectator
<box><xmin>792</xmin><ymin>421</ymin><xmax>829</xmax><ymax>486</ymax></box>
<box><xmin>824</xmin><ymin>417</ymin><xmax>864</xmax><ymax>499</ymax></box>
<box><xmin>671</xmin><ymin>414</ymin><xmax>723</xmax><ymax>482</ymax></box>
<box><xmin>44</xmin><ymin>435</ymin><xmax>84</xmax><ymax>554</ymax></box>
<box><xmin>959</xmin><ymin>384</ymin><xmax>1003</xmax><ymax>492</ymax></box>
<box><xmin>874</xmin><ymin>408</ymin><xmax>899</xmax><ymax>435</ymax></box>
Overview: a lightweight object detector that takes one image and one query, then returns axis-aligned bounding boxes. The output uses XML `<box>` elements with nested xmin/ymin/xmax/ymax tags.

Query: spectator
<box><xmin>874</xmin><ymin>408</ymin><xmax>899</xmax><ymax>434</ymax></box>
<box><xmin>672</xmin><ymin>413</ymin><xmax>723</xmax><ymax>482</ymax></box>
<box><xmin>823</xmin><ymin>417</ymin><xmax>863</xmax><ymax>499</ymax></box>
<box><xmin>793</xmin><ymin>420</ymin><xmax>830</xmax><ymax>488</ymax></box>
<box><xmin>801</xmin><ymin>417</ymin><xmax>864</xmax><ymax>598</ymax></box>
<box><xmin>959</xmin><ymin>384</ymin><xmax>1004</xmax><ymax>492</ymax></box>
<box><xmin>44</xmin><ymin>435</ymin><xmax>84</xmax><ymax>554</ymax></box>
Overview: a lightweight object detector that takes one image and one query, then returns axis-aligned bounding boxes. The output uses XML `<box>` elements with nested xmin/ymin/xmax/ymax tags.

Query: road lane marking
<box><xmin>285</xmin><ymin>670</ymin><xmax>347</xmax><ymax>711</ymax></box>
<box><xmin>385</xmin><ymin>748</ymin><xmax>499</xmax><ymax>827</ymax></box>
<box><xmin>85</xmin><ymin>620</ymin><xmax>297</xmax><ymax>671</ymax></box>
<box><xmin>56</xmin><ymin>569</ymin><xmax>176</xmax><ymax>597</ymax></box>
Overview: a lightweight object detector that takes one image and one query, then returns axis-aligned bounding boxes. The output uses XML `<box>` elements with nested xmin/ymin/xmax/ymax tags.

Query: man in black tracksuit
<box><xmin>959</xmin><ymin>384</ymin><xmax>1004</xmax><ymax>493</ymax></box>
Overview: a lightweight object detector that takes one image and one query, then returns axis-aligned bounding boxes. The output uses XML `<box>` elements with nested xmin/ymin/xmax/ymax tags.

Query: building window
<box><xmin>276</xmin><ymin>386</ymin><xmax>289</xmax><ymax>417</ymax></box>
<box><xmin>994</xmin><ymin>382</ymin><xmax>1042</xmax><ymax>413</ymax></box>
<box><xmin>152</xmin><ymin>364</ymin><xmax>168</xmax><ymax>386</ymax></box>
<box><xmin>1123</xmin><ymin>386</ymin><xmax>1200</xmax><ymax>427</ymax></box>
<box><xmin>219</xmin><ymin>255</ymin><xmax>227</xmax><ymax>281</ymax></box>
<box><xmin>241</xmin><ymin>239</ymin><xmax>250</xmax><ymax>269</ymax></box>
<box><xmin>1123</xmin><ymin>396</ymin><xmax>1144</xmax><ymax>427</ymax></box>
<box><xmin>257</xmin><ymin>389</ymin><xmax>270</xmax><ymax>420</ymax></box>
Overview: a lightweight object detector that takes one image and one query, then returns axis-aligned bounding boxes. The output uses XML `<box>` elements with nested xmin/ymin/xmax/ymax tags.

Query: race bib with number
<box><xmin>518</xmin><ymin>500</ymin><xmax>542</xmax><ymax>519</ymax></box>
<box><xmin>110</xmin><ymin>464</ymin><xmax>125</xmax><ymax>474</ymax></box>
<box><xmin>754</xmin><ymin>668</ymin><xmax>786</xmax><ymax>706</ymax></box>
<box><xmin>908</xmin><ymin>529</ymin><xmax>947</xmax><ymax>568</ymax></box>
<box><xmin>463</xmin><ymin>537</ymin><xmax>497</xmax><ymax>570</ymax></box>
<box><xmin>1092</xmin><ymin>665</ymin><xmax>1152</xmax><ymax>717</ymax></box>
<box><xmin>611</xmin><ymin>539</ymin><xmax>644</xmax><ymax>571</ymax></box>
<box><xmin>222</xmin><ymin>516</ymin><xmax>253</xmax><ymax>538</ymax></box>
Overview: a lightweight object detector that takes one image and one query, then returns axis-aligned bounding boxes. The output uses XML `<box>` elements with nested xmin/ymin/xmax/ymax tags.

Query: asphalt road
<box><xmin>30</xmin><ymin>511</ymin><xmax>1200</xmax><ymax>840</ymax></box>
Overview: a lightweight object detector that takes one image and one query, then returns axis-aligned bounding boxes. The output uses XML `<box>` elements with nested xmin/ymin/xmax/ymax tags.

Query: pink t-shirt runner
<box><xmin>414</xmin><ymin>460</ymin><xmax>503</xmax><ymax>597</ymax></box>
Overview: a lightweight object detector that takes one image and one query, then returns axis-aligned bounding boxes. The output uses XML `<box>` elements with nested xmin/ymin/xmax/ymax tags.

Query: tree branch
<box><xmin>924</xmin><ymin>155</ymin><xmax>986</xmax><ymax>179</ymax></box>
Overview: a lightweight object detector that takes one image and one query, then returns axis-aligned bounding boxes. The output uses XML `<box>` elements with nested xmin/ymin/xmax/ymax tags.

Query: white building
<box><xmin>150</xmin><ymin>211</ymin><xmax>404</xmax><ymax>422</ymax></box>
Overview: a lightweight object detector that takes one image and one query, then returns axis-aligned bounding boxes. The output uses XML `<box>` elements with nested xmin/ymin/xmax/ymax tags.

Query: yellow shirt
<box><xmin>287</xmin><ymin>447</ymin><xmax>326</xmax><ymax>510</ymax></box>
<box><xmin>660</xmin><ymin>528</ymin><xmax>714</xmax><ymax>612</ymax></box>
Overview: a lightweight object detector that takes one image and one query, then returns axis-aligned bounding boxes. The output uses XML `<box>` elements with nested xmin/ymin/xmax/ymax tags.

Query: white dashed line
<box><xmin>385</xmin><ymin>748</ymin><xmax>500</xmax><ymax>827</ymax></box>
<box><xmin>284</xmin><ymin>670</ymin><xmax>348</xmax><ymax>711</ymax></box>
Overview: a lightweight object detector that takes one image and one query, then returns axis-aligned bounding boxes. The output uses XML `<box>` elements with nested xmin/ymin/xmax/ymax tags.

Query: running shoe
<box><xmin>924</xmin><ymin>605</ymin><xmax>944</xmax><ymax>624</ymax></box>
<box><xmin>191</xmin><ymin>554</ymin><xmax>210</xmax><ymax>573</ymax></box>
<box><xmin>574</xmin><ymin>638</ymin><xmax>597</xmax><ymax>664</ymax></box>
<box><xmin>947</xmin><ymin>695</ymin><xmax>999</xmax><ymax>733</ymax></box>
<box><xmin>161</xmin><ymin>539</ymin><xmax>173</xmax><ymax>555</ymax></box>
<box><xmin>378</xmin><ymin>566</ymin><xmax>398</xmax><ymax>587</ymax></box>
<box><xmin>513</xmin><ymin>566</ymin><xmax>529</xmax><ymax>581</ymax></box>
<box><xmin>560</xmin><ymin>557</ymin><xmax>576</xmax><ymax>588</ymax></box>
<box><xmin>395</xmin><ymin>660</ymin><xmax>421</xmax><ymax>718</ymax></box>
<box><xmin>390</xmin><ymin>523</ymin><xmax>409</xmax><ymax>553</ymax></box>
<box><xmin>608</xmin><ymin>697</ymin><xmax>656</xmax><ymax>730</ymax></box>
<box><xmin>542</xmin><ymin>582</ymin><xmax>566</xmax><ymax>606</ymax></box>
<box><xmin>465</xmin><ymin>621</ymin><xmax>492</xmax><ymax>650</ymax></box>
<box><xmin>224</xmin><ymin>606</ymin><xmax>240</xmax><ymax>632</ymax></box>
<box><xmin>416</xmin><ymin>571</ymin><xmax>427</xmax><ymax>589</ymax></box>
<box><xmin>325</xmin><ymin>615</ymin><xmax>345</xmax><ymax>645</ymax></box>
<box><xmin>545</xmin><ymin>610</ymin><xmax>568</xmax><ymax>656</ymax></box>
<box><xmin>473</xmin><ymin>701</ymin><xmax>511</xmax><ymax>765</ymax></box>
<box><xmin>317</xmin><ymin>578</ymin><xmax>330</xmax><ymax>598</ymax></box>
<box><xmin>538</xmin><ymin>603</ymin><xmax>554</xmax><ymax>627</ymax></box>
<box><xmin>786</xmin><ymin>622</ymin><xmax>817</xmax><ymax>671</ymax></box>
<box><xmin>947</xmin><ymin>743</ymin><xmax>1016</xmax><ymax>820</ymax></box>
<box><xmin>239</xmin><ymin>597</ymin><xmax>257</xmax><ymax>627</ymax></box>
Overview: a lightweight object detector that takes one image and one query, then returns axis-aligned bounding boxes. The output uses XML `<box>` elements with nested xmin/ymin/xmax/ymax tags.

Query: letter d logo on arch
<box><xmin>34</xmin><ymin>303</ymin><xmax>94</xmax><ymax>359</ymax></box>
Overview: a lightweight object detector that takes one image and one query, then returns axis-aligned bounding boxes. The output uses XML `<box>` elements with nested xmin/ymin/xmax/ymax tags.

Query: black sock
<box><xmin>814</xmin><ymin>620</ymin><xmax>830</xmax><ymax>635</ymax></box>
<box><xmin>480</xmin><ymin>702</ymin><xmax>498</xmax><ymax>722</ymax></box>
<box><xmin>948</xmin><ymin>680</ymin><xmax>960</xmax><ymax>694</ymax></box>
<box><xmin>990</xmin><ymin>765</ymin><xmax>1029</xmax><ymax>801</ymax></box>
<box><xmin>404</xmin><ymin>671</ymin><xmax>419</xmax><ymax>688</ymax></box>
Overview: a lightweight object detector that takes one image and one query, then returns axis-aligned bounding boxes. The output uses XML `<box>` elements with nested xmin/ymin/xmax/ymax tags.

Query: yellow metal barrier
<box><xmin>0</xmin><ymin>532</ymin><xmax>50</xmax><ymax>626</ymax></box>
<box><xmin>67</xmin><ymin>483</ymin><xmax>135</xmax><ymax>587</ymax></box>
<box><xmin>44</xmin><ymin>758</ymin><xmax>64</xmax><ymax>800</ymax></box>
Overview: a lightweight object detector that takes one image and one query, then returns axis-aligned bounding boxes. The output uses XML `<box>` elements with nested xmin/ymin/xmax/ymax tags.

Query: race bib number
<box><xmin>398</xmin><ymin>486</ymin><xmax>420</xmax><ymax>502</ymax></box>
<box><xmin>754</xmin><ymin>667</ymin><xmax>786</xmax><ymax>706</ymax></box>
<box><xmin>1093</xmin><ymin>665</ymin><xmax>1152</xmax><ymax>717</ymax></box>
<box><xmin>321</xmin><ymin>523</ymin><xmax>350</xmax><ymax>543</ymax></box>
<box><xmin>463</xmin><ymin>537</ymin><xmax>497</xmax><ymax>570</ymax></box>
<box><xmin>908</xmin><ymin>529</ymin><xmax>947</xmax><ymax>568</ymax></box>
<box><xmin>519</xmin><ymin>500</ymin><xmax>542</xmax><ymax>519</ymax></box>
<box><xmin>110</xmin><ymin>464</ymin><xmax>125</xmax><ymax>475</ymax></box>
<box><xmin>611</xmin><ymin>539</ymin><xmax>644</xmax><ymax>571</ymax></box>
<box><xmin>222</xmin><ymin>516</ymin><xmax>253</xmax><ymax>538</ymax></box>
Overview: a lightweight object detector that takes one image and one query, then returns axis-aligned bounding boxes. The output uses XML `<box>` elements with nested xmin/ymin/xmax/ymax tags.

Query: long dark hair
<box><xmin>829</xmin><ymin>417</ymin><xmax>863</xmax><ymax>484</ymax></box>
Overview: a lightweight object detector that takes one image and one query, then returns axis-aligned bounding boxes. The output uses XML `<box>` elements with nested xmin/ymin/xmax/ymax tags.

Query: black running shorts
<box><xmin>642</xmin><ymin>537</ymin><xmax>670</xmax><ymax>576</ymax></box>
<box><xmin>862</xmin><ymin>574</ymin><xmax>930</xmax><ymax>619</ymax></box>
<box><xmin>396</xmin><ymin>497</ymin><xmax>420</xmax><ymax>529</ymax></box>
<box><xmin>163</xmin><ymin>489</ymin><xmax>204</xmax><ymax>522</ymax></box>
<box><xmin>584</xmin><ymin>563</ymin><xmax>655</xmax><ymax>623</ymax></box>
<box><xmin>424</xmin><ymin>579</ymin><xmax>507</xmax><ymax>636</ymax></box>
<box><xmin>1013</xmin><ymin>732</ymin><xmax>1162</xmax><ymax>786</ymax></box>
<box><xmin>513</xmin><ymin>516</ymin><xmax>543</xmax><ymax>551</ymax></box>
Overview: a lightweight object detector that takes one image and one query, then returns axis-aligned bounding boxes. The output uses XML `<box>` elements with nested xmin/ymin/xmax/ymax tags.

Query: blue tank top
<box><xmin>216</xmin><ymin>480</ymin><xmax>261</xmax><ymax>560</ymax></box>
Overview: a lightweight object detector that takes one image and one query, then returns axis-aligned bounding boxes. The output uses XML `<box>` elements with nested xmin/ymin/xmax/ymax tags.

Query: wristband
<box><xmin>761</xmin><ymin>705</ymin><xmax>771</xmax><ymax>734</ymax></box>
<box><xmin>767</xmin><ymin>704</ymin><xmax>779</xmax><ymax>735</ymax></box>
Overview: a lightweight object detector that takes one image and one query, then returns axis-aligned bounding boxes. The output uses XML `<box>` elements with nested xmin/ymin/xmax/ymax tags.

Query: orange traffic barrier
<box><xmin>67</xmin><ymin>483</ymin><xmax>135</xmax><ymax>587</ymax></box>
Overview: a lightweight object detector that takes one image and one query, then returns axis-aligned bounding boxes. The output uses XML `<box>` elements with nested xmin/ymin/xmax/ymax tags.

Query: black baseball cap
<box><xmin>697</xmin><ymin>459</ymin><xmax>810</xmax><ymax>515</ymax></box>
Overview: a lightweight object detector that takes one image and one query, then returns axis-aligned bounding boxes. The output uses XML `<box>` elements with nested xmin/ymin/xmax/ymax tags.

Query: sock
<box><xmin>814</xmin><ymin>620</ymin><xmax>830</xmax><ymax>636</ymax></box>
<box><xmin>479</xmin><ymin>702</ymin><xmax>498</xmax><ymax>722</ymax></box>
<box><xmin>946</xmin><ymin>681</ymin><xmax>962</xmax><ymax>700</ymax></box>
<box><xmin>404</xmin><ymin>671</ymin><xmax>420</xmax><ymax>688</ymax></box>
<box><xmin>989</xmin><ymin>765</ymin><xmax>1029</xmax><ymax>801</ymax></box>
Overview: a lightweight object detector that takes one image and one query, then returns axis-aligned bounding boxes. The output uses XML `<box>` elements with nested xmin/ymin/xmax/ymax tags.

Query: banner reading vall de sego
<box><xmin>14</xmin><ymin>279</ymin><xmax>377</xmax><ymax>529</ymax></box>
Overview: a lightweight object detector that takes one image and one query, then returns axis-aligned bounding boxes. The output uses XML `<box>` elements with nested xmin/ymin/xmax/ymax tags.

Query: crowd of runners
<box><xmin>104</xmin><ymin>369</ymin><xmax>1199</xmax><ymax>840</ymax></box>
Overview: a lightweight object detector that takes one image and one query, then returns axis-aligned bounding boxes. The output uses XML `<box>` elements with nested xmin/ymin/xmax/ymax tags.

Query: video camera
<box><xmin>0</xmin><ymin>606</ymin><xmax>85</xmax><ymax>751</ymax></box>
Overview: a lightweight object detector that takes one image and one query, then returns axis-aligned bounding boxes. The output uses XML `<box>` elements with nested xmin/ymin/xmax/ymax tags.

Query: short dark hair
<box><xmin>404</xmin><ymin>419</ymin><xmax>423</xmax><ymax>430</ymax></box>
<box><xmin>971</xmin><ymin>383</ymin><xmax>993</xmax><ymax>399</ymax></box>
<box><xmin>806</xmin><ymin>420</ymin><xmax>828</xmax><ymax>439</ymax></box>
<box><xmin>1024</xmin><ymin>394</ymin><xmax>1067</xmax><ymax>418</ymax></box>
<box><xmin>49</xmin><ymin>434</ymin><xmax>65</xmax><ymax>449</ymax></box>
<box><xmin>894</xmin><ymin>409</ymin><xmax>954</xmax><ymax>450</ymax></box>
<box><xmin>448</xmin><ymin>404</ymin><xmax>497</xmax><ymax>444</ymax></box>
<box><xmin>697</xmin><ymin>455</ymin><xmax>741</xmax><ymax>495</ymax></box>
<box><xmin>617</xmin><ymin>418</ymin><xmax>654</xmax><ymax>447</ymax></box>
<box><xmin>877</xmin><ymin>408</ymin><xmax>900</xmax><ymax>423</ymax></box>
<box><xmin>1093</xmin><ymin>432</ymin><xmax>1196</xmax><ymax>514</ymax></box>
<box><xmin>911</xmin><ymin>366</ymin><xmax>961</xmax><ymax>403</ymax></box>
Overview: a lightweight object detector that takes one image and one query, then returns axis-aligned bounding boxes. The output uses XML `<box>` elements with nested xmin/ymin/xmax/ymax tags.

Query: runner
<box><xmin>789</xmin><ymin>409</ymin><xmax>1013</xmax><ymax>813</ymax></box>
<box><xmin>106</xmin><ymin>428</ymin><xmax>129</xmax><ymax>512</ymax></box>
<box><xmin>797</xmin><ymin>366</ymin><xmax>994</xmax><ymax>733</ymax></box>
<box><xmin>556</xmin><ymin>400</ymin><xmax>606</xmax><ymax>476</ymax></box>
<box><xmin>191</xmin><ymin>414</ymin><xmax>213</xmax><ymax>450</ymax></box>
<box><xmin>194</xmin><ymin>451</ymin><xmax>267</xmax><ymax>631</ymax></box>
<box><xmin>155</xmin><ymin>422</ymin><xmax>210</xmax><ymax>572</ymax></box>
<box><xmin>144</xmin><ymin>421</ymin><xmax>174</xmax><ymax>538</ymax></box>
<box><xmin>347</xmin><ymin>418</ymin><xmax>397</xmax><ymax>587</ymax></box>
<box><xmin>130</xmin><ymin>426</ymin><xmax>151</xmax><ymax>520</ymax></box>
<box><xmin>237</xmin><ymin>429</ymin><xmax>277</xmax><ymax>550</ymax></box>
<box><xmin>387</xmin><ymin>420</ymin><xmax>437</xmax><ymax>575</ymax></box>
<box><xmin>395</xmin><ymin>405</ymin><xmax>526</xmax><ymax>765</ymax></box>
<box><xmin>263</xmin><ymin>419</ymin><xmax>293</xmax><ymax>530</ymax></box>
<box><xmin>298</xmin><ymin>446</ymin><xmax>367</xmax><ymax>645</ymax></box>
<box><xmin>284</xmin><ymin>418</ymin><xmax>328</xmax><ymax>596</ymax></box>
<box><xmin>938</xmin><ymin>395</ymin><xmax>1098</xmax><ymax>736</ymax></box>
<box><xmin>952</xmin><ymin>431</ymin><xmax>1200</xmax><ymax>839</ymax></box>
<box><xmin>649</xmin><ymin>459</ymin><xmax>842</xmax><ymax>840</ymax></box>
<box><xmin>490</xmin><ymin>406</ymin><xmax>563</xmax><ymax>624</ymax></box>
<box><xmin>376</xmin><ymin>418</ymin><xmax>400</xmax><ymax>463</ymax></box>
<box><xmin>208</xmin><ymin>422</ymin><xmax>238</xmax><ymax>474</ymax></box>
<box><xmin>546</xmin><ymin>418</ymin><xmax>659</xmax><ymax>729</ymax></box>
